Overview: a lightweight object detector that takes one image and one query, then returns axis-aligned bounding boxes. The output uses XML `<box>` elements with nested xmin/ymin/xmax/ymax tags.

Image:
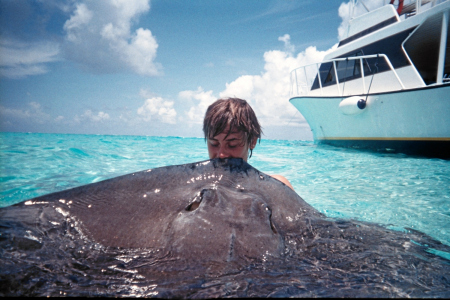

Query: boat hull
<box><xmin>290</xmin><ymin>84</ymin><xmax>450</xmax><ymax>158</ymax></box>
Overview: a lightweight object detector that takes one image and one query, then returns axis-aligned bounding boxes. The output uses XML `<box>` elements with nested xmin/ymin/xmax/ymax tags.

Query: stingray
<box><xmin>1</xmin><ymin>158</ymin><xmax>449</xmax><ymax>297</ymax></box>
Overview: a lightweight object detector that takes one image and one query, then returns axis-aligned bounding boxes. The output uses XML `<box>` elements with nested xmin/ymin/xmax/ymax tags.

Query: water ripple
<box><xmin>1</xmin><ymin>132</ymin><xmax>449</xmax><ymax>246</ymax></box>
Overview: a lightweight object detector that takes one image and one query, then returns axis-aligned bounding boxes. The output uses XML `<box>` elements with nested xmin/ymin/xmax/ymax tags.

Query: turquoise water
<box><xmin>1</xmin><ymin>132</ymin><xmax>449</xmax><ymax>246</ymax></box>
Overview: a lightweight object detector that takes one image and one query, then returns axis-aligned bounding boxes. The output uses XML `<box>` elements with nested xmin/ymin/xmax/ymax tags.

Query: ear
<box><xmin>249</xmin><ymin>137</ymin><xmax>257</xmax><ymax>150</ymax></box>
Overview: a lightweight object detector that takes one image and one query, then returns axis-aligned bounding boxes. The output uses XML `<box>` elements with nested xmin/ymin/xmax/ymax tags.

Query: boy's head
<box><xmin>203</xmin><ymin>98</ymin><xmax>262</xmax><ymax>160</ymax></box>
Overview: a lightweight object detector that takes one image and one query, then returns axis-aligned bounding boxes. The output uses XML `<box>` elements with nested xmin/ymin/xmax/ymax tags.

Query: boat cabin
<box><xmin>291</xmin><ymin>0</ymin><xmax>450</xmax><ymax>98</ymax></box>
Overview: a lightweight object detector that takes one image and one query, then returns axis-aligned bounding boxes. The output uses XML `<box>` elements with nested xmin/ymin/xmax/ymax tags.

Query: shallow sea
<box><xmin>1</xmin><ymin>131</ymin><xmax>449</xmax><ymax>247</ymax></box>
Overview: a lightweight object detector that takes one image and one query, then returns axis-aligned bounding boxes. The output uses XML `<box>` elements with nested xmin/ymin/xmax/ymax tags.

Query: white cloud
<box><xmin>76</xmin><ymin>109</ymin><xmax>110</xmax><ymax>122</ymax></box>
<box><xmin>64</xmin><ymin>3</ymin><xmax>93</xmax><ymax>41</ymax></box>
<box><xmin>139</xmin><ymin>88</ymin><xmax>159</xmax><ymax>99</ymax></box>
<box><xmin>137</xmin><ymin>97</ymin><xmax>177</xmax><ymax>124</ymax></box>
<box><xmin>0</xmin><ymin>39</ymin><xmax>60</xmax><ymax>79</ymax></box>
<box><xmin>278</xmin><ymin>34</ymin><xmax>295</xmax><ymax>54</ymax></box>
<box><xmin>0</xmin><ymin>106</ymin><xmax>31</xmax><ymax>119</ymax></box>
<box><xmin>178</xmin><ymin>35</ymin><xmax>338</xmax><ymax>131</ymax></box>
<box><xmin>125</xmin><ymin>28</ymin><xmax>159</xmax><ymax>75</ymax></box>
<box><xmin>179</xmin><ymin>87</ymin><xmax>216</xmax><ymax>124</ymax></box>
<box><xmin>219</xmin><ymin>37</ymin><xmax>337</xmax><ymax>127</ymax></box>
<box><xmin>63</xmin><ymin>0</ymin><xmax>160</xmax><ymax>76</ymax></box>
<box><xmin>0</xmin><ymin>102</ymin><xmax>51</xmax><ymax>124</ymax></box>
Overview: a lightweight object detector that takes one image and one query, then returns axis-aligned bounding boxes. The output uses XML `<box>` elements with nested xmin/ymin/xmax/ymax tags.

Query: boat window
<box><xmin>353</xmin><ymin>59</ymin><xmax>361</xmax><ymax>76</ymax></box>
<box><xmin>321</xmin><ymin>51</ymin><xmax>373</xmax><ymax>86</ymax></box>
<box><xmin>318</xmin><ymin>62</ymin><xmax>333</xmax><ymax>85</ymax></box>
<box><xmin>324</xmin><ymin>63</ymin><xmax>334</xmax><ymax>84</ymax></box>
<box><xmin>354</xmin><ymin>55</ymin><xmax>373</xmax><ymax>77</ymax></box>
<box><xmin>444</xmin><ymin>74</ymin><xmax>450</xmax><ymax>82</ymax></box>
<box><xmin>311</xmin><ymin>28</ymin><xmax>415</xmax><ymax>91</ymax></box>
<box><xmin>404</xmin><ymin>13</ymin><xmax>449</xmax><ymax>85</ymax></box>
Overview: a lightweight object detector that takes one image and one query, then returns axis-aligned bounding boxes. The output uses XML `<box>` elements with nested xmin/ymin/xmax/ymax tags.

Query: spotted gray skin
<box><xmin>0</xmin><ymin>159</ymin><xmax>321</xmax><ymax>262</ymax></box>
<box><xmin>1</xmin><ymin>158</ymin><xmax>449</xmax><ymax>297</ymax></box>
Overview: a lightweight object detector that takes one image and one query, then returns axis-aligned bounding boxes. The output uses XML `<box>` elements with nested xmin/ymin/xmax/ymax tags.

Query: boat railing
<box><xmin>290</xmin><ymin>54</ymin><xmax>406</xmax><ymax>98</ymax></box>
<box><xmin>355</xmin><ymin>0</ymin><xmax>445</xmax><ymax>18</ymax></box>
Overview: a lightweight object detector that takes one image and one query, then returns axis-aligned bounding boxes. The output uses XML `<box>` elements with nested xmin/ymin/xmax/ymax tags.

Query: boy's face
<box><xmin>207</xmin><ymin>128</ymin><xmax>256</xmax><ymax>162</ymax></box>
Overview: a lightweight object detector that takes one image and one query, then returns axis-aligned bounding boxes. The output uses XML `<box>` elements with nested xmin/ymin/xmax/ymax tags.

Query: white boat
<box><xmin>289</xmin><ymin>0</ymin><xmax>450</xmax><ymax>158</ymax></box>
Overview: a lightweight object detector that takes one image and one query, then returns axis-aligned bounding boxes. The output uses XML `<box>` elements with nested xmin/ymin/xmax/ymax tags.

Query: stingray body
<box><xmin>0</xmin><ymin>158</ymin><xmax>449</xmax><ymax>297</ymax></box>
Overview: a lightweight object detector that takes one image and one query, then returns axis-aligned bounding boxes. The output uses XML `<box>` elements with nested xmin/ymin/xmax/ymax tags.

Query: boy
<box><xmin>203</xmin><ymin>98</ymin><xmax>294</xmax><ymax>190</ymax></box>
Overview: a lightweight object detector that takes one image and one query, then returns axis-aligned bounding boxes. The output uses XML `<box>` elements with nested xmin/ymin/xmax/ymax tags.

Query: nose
<box><xmin>218</xmin><ymin>145</ymin><xmax>230</xmax><ymax>159</ymax></box>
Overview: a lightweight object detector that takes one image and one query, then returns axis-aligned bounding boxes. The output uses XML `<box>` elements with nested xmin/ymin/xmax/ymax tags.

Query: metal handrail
<box><xmin>290</xmin><ymin>54</ymin><xmax>405</xmax><ymax>97</ymax></box>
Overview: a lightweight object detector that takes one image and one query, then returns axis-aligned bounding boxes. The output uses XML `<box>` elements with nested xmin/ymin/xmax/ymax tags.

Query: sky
<box><xmin>0</xmin><ymin>0</ymin><xmax>383</xmax><ymax>140</ymax></box>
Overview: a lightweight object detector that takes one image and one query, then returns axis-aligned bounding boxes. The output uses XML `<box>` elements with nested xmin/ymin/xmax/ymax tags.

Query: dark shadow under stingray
<box><xmin>0</xmin><ymin>158</ymin><xmax>449</xmax><ymax>297</ymax></box>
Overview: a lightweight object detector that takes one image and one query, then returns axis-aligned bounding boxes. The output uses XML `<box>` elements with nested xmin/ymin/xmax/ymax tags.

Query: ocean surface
<box><xmin>1</xmin><ymin>132</ymin><xmax>449</xmax><ymax>248</ymax></box>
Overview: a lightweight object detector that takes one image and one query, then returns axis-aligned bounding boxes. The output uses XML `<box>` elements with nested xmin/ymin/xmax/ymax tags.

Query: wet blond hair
<box><xmin>203</xmin><ymin>98</ymin><xmax>262</xmax><ymax>158</ymax></box>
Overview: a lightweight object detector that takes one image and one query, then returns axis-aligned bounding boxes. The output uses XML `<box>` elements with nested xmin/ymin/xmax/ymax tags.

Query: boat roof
<box><xmin>328</xmin><ymin>0</ymin><xmax>450</xmax><ymax>60</ymax></box>
<box><xmin>339</xmin><ymin>0</ymin><xmax>442</xmax><ymax>47</ymax></box>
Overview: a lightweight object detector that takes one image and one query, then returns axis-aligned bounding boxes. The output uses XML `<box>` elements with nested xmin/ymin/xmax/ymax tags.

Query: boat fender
<box><xmin>339</xmin><ymin>96</ymin><xmax>367</xmax><ymax>115</ymax></box>
<box><xmin>357</xmin><ymin>99</ymin><xmax>366</xmax><ymax>109</ymax></box>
